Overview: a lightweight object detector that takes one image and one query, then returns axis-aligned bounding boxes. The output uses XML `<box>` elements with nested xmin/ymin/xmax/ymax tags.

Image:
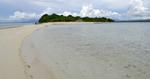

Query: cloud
<box><xmin>1</xmin><ymin>0</ymin><xmax>150</xmax><ymax>21</ymax></box>
<box><xmin>127</xmin><ymin>0</ymin><xmax>150</xmax><ymax>19</ymax></box>
<box><xmin>39</xmin><ymin>8</ymin><xmax>52</xmax><ymax>16</ymax></box>
<box><xmin>8</xmin><ymin>4</ymin><xmax>120</xmax><ymax>22</ymax></box>
<box><xmin>97</xmin><ymin>0</ymin><xmax>130</xmax><ymax>10</ymax></box>
<box><xmin>60</xmin><ymin>5</ymin><xmax>120</xmax><ymax>19</ymax></box>
<box><xmin>62</xmin><ymin>12</ymin><xmax>78</xmax><ymax>16</ymax></box>
<box><xmin>30</xmin><ymin>0</ymin><xmax>150</xmax><ymax>20</ymax></box>
<box><xmin>9</xmin><ymin>11</ymin><xmax>38</xmax><ymax>21</ymax></box>
<box><xmin>8</xmin><ymin>8</ymin><xmax>52</xmax><ymax>21</ymax></box>
<box><xmin>79</xmin><ymin>5</ymin><xmax>120</xmax><ymax>17</ymax></box>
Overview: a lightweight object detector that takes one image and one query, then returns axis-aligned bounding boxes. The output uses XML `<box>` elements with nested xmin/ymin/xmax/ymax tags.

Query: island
<box><xmin>38</xmin><ymin>13</ymin><xmax>114</xmax><ymax>23</ymax></box>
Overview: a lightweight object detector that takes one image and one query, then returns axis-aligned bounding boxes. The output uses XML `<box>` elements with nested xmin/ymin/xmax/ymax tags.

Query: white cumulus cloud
<box><xmin>1</xmin><ymin>0</ymin><xmax>150</xmax><ymax>21</ymax></box>
<box><xmin>80</xmin><ymin>5</ymin><xmax>120</xmax><ymax>17</ymax></box>
<box><xmin>8</xmin><ymin>8</ymin><xmax>53</xmax><ymax>21</ymax></box>
<box><xmin>9</xmin><ymin>11</ymin><xmax>37</xmax><ymax>21</ymax></box>
<box><xmin>7</xmin><ymin>5</ymin><xmax>121</xmax><ymax>21</ymax></box>
<box><xmin>62</xmin><ymin>11</ymin><xmax>78</xmax><ymax>16</ymax></box>
<box><xmin>127</xmin><ymin>0</ymin><xmax>150</xmax><ymax>19</ymax></box>
<box><xmin>5</xmin><ymin>0</ymin><xmax>150</xmax><ymax>21</ymax></box>
<box><xmin>60</xmin><ymin>5</ymin><xmax>120</xmax><ymax>19</ymax></box>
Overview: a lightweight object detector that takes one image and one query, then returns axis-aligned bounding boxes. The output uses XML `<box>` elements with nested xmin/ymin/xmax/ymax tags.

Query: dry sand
<box><xmin>0</xmin><ymin>23</ymin><xmax>48</xmax><ymax>79</ymax></box>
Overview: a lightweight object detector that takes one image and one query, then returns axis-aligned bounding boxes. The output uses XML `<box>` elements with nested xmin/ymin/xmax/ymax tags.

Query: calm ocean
<box><xmin>0</xmin><ymin>22</ymin><xmax>34</xmax><ymax>29</ymax></box>
<box><xmin>22</xmin><ymin>22</ymin><xmax>150</xmax><ymax>79</ymax></box>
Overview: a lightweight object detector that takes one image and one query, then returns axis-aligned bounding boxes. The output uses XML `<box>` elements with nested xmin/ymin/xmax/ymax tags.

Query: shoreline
<box><xmin>0</xmin><ymin>22</ymin><xmax>94</xmax><ymax>30</ymax></box>
<box><xmin>21</xmin><ymin>23</ymin><xmax>150</xmax><ymax>79</ymax></box>
<box><xmin>0</xmin><ymin>22</ymin><xmax>107</xmax><ymax>79</ymax></box>
<box><xmin>1</xmin><ymin>22</ymin><xmax>150</xmax><ymax>79</ymax></box>
<box><xmin>0</xmin><ymin>23</ymin><xmax>48</xmax><ymax>79</ymax></box>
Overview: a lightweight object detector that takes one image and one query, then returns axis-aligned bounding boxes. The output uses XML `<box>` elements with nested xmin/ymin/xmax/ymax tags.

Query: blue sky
<box><xmin>0</xmin><ymin>0</ymin><xmax>150</xmax><ymax>22</ymax></box>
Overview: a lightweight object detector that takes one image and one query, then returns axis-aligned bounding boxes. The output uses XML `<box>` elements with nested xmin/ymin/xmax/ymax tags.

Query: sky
<box><xmin>0</xmin><ymin>0</ymin><xmax>150</xmax><ymax>22</ymax></box>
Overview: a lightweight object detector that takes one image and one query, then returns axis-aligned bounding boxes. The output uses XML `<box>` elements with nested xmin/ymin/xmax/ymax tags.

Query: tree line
<box><xmin>39</xmin><ymin>13</ymin><xmax>114</xmax><ymax>23</ymax></box>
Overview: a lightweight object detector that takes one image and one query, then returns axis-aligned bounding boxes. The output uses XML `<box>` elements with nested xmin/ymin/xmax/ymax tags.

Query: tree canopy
<box><xmin>39</xmin><ymin>13</ymin><xmax>114</xmax><ymax>23</ymax></box>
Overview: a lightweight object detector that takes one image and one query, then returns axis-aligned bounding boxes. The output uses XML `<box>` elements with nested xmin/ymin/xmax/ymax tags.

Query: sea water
<box><xmin>0</xmin><ymin>22</ymin><xmax>33</xmax><ymax>29</ymax></box>
<box><xmin>22</xmin><ymin>22</ymin><xmax>150</xmax><ymax>79</ymax></box>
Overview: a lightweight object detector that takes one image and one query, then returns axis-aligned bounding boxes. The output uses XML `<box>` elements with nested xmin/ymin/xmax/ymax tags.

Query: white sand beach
<box><xmin>0</xmin><ymin>22</ymin><xmax>150</xmax><ymax>79</ymax></box>
<box><xmin>0</xmin><ymin>23</ymin><xmax>47</xmax><ymax>79</ymax></box>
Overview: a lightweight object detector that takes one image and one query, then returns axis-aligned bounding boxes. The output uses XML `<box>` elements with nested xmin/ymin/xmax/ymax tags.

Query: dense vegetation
<box><xmin>39</xmin><ymin>13</ymin><xmax>114</xmax><ymax>23</ymax></box>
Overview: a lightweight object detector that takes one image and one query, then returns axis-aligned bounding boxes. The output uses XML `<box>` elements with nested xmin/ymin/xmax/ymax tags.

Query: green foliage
<box><xmin>38</xmin><ymin>13</ymin><xmax>114</xmax><ymax>23</ymax></box>
<box><xmin>82</xmin><ymin>17</ymin><xmax>114</xmax><ymax>22</ymax></box>
<box><xmin>39</xmin><ymin>14</ymin><xmax>50</xmax><ymax>23</ymax></box>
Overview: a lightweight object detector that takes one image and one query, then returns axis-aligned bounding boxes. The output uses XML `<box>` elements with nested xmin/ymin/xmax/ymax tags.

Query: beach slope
<box><xmin>0</xmin><ymin>24</ymin><xmax>45</xmax><ymax>79</ymax></box>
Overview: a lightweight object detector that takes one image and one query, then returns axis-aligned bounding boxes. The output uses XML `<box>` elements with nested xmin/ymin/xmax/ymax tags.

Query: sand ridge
<box><xmin>0</xmin><ymin>23</ymin><xmax>48</xmax><ymax>79</ymax></box>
